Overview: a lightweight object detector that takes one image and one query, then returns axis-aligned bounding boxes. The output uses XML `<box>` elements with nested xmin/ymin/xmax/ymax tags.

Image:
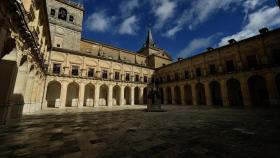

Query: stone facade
<box><xmin>155</xmin><ymin>28</ymin><xmax>280</xmax><ymax>107</ymax></box>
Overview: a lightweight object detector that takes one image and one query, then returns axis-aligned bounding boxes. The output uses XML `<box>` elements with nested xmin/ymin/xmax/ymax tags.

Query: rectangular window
<box><xmin>160</xmin><ymin>77</ymin><xmax>163</xmax><ymax>83</ymax></box>
<box><xmin>226</xmin><ymin>60</ymin><xmax>235</xmax><ymax>72</ymax></box>
<box><xmin>167</xmin><ymin>75</ymin><xmax>171</xmax><ymax>82</ymax></box>
<box><xmin>69</xmin><ymin>15</ymin><xmax>74</xmax><ymax>22</ymax></box>
<box><xmin>52</xmin><ymin>63</ymin><xmax>61</xmax><ymax>74</ymax></box>
<box><xmin>247</xmin><ymin>55</ymin><xmax>258</xmax><ymax>69</ymax></box>
<box><xmin>135</xmin><ymin>75</ymin><xmax>139</xmax><ymax>82</ymax></box>
<box><xmin>102</xmin><ymin>70</ymin><xmax>108</xmax><ymax>79</ymax></box>
<box><xmin>72</xmin><ymin>66</ymin><xmax>79</xmax><ymax>76</ymax></box>
<box><xmin>88</xmin><ymin>68</ymin><xmax>94</xmax><ymax>77</ymax></box>
<box><xmin>175</xmin><ymin>73</ymin><xmax>180</xmax><ymax>81</ymax></box>
<box><xmin>115</xmin><ymin>72</ymin><xmax>120</xmax><ymax>80</ymax></box>
<box><xmin>144</xmin><ymin>76</ymin><xmax>148</xmax><ymax>83</ymax></box>
<box><xmin>196</xmin><ymin>68</ymin><xmax>202</xmax><ymax>77</ymax></box>
<box><xmin>184</xmin><ymin>71</ymin><xmax>189</xmax><ymax>79</ymax></box>
<box><xmin>125</xmin><ymin>73</ymin><xmax>130</xmax><ymax>81</ymax></box>
<box><xmin>50</xmin><ymin>9</ymin><xmax>55</xmax><ymax>16</ymax></box>
<box><xmin>209</xmin><ymin>64</ymin><xmax>216</xmax><ymax>75</ymax></box>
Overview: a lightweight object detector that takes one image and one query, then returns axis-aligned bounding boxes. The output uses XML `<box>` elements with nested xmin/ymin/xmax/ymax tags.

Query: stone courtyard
<box><xmin>0</xmin><ymin>105</ymin><xmax>280</xmax><ymax>158</ymax></box>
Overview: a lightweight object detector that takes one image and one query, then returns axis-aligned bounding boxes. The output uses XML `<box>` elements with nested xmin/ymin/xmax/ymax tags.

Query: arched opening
<box><xmin>99</xmin><ymin>85</ymin><xmax>108</xmax><ymax>106</ymax></box>
<box><xmin>58</xmin><ymin>7</ymin><xmax>67</xmax><ymax>20</ymax></box>
<box><xmin>46</xmin><ymin>81</ymin><xmax>61</xmax><ymax>108</ymax></box>
<box><xmin>276</xmin><ymin>74</ymin><xmax>280</xmax><ymax>98</ymax></box>
<box><xmin>210</xmin><ymin>81</ymin><xmax>223</xmax><ymax>106</ymax></box>
<box><xmin>166</xmin><ymin>87</ymin><xmax>172</xmax><ymax>104</ymax></box>
<box><xmin>248</xmin><ymin>75</ymin><xmax>270</xmax><ymax>107</ymax></box>
<box><xmin>66</xmin><ymin>82</ymin><xmax>79</xmax><ymax>107</ymax></box>
<box><xmin>124</xmin><ymin>86</ymin><xmax>131</xmax><ymax>105</ymax></box>
<box><xmin>134</xmin><ymin>87</ymin><xmax>140</xmax><ymax>105</ymax></box>
<box><xmin>113</xmin><ymin>85</ymin><xmax>121</xmax><ymax>106</ymax></box>
<box><xmin>159</xmin><ymin>88</ymin><xmax>164</xmax><ymax>104</ymax></box>
<box><xmin>84</xmin><ymin>83</ymin><xmax>95</xmax><ymax>107</ymax></box>
<box><xmin>143</xmin><ymin>87</ymin><xmax>148</xmax><ymax>104</ymax></box>
<box><xmin>196</xmin><ymin>83</ymin><xmax>206</xmax><ymax>105</ymax></box>
<box><xmin>227</xmin><ymin>79</ymin><xmax>243</xmax><ymax>106</ymax></box>
<box><xmin>184</xmin><ymin>84</ymin><xmax>192</xmax><ymax>105</ymax></box>
<box><xmin>174</xmin><ymin>86</ymin><xmax>181</xmax><ymax>104</ymax></box>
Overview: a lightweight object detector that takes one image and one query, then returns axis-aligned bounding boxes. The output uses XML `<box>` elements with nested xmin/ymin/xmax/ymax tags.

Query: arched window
<box><xmin>58</xmin><ymin>8</ymin><xmax>67</xmax><ymax>20</ymax></box>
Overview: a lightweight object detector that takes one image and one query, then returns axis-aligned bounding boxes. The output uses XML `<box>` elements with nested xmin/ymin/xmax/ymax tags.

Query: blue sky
<box><xmin>73</xmin><ymin>0</ymin><xmax>280</xmax><ymax>60</ymax></box>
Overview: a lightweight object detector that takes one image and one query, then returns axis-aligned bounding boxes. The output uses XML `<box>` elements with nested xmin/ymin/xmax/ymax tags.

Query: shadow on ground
<box><xmin>0</xmin><ymin>105</ymin><xmax>280</xmax><ymax>158</ymax></box>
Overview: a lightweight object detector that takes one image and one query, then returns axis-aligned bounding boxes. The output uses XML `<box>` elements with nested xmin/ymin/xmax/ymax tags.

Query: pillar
<box><xmin>130</xmin><ymin>86</ymin><xmax>135</xmax><ymax>105</ymax></box>
<box><xmin>78</xmin><ymin>83</ymin><xmax>85</xmax><ymax>108</ymax></box>
<box><xmin>191</xmin><ymin>83</ymin><xmax>197</xmax><ymax>105</ymax></box>
<box><xmin>120</xmin><ymin>85</ymin><xmax>125</xmax><ymax>106</ymax></box>
<box><xmin>42</xmin><ymin>80</ymin><xmax>49</xmax><ymax>109</ymax></box>
<box><xmin>94</xmin><ymin>84</ymin><xmax>100</xmax><ymax>107</ymax></box>
<box><xmin>108</xmin><ymin>84</ymin><xmax>113</xmax><ymax>106</ymax></box>
<box><xmin>163</xmin><ymin>87</ymin><xmax>168</xmax><ymax>105</ymax></box>
<box><xmin>23</xmin><ymin>74</ymin><xmax>35</xmax><ymax>113</ymax></box>
<box><xmin>220</xmin><ymin>80</ymin><xmax>229</xmax><ymax>107</ymax></box>
<box><xmin>139</xmin><ymin>87</ymin><xmax>144</xmax><ymax>105</ymax></box>
<box><xmin>60</xmin><ymin>81</ymin><xmax>68</xmax><ymax>108</ymax></box>
<box><xmin>180</xmin><ymin>85</ymin><xmax>186</xmax><ymax>105</ymax></box>
<box><xmin>240</xmin><ymin>76</ymin><xmax>252</xmax><ymax>107</ymax></box>
<box><xmin>266</xmin><ymin>73</ymin><xmax>280</xmax><ymax>105</ymax></box>
<box><xmin>171</xmin><ymin>86</ymin><xmax>175</xmax><ymax>105</ymax></box>
<box><xmin>204</xmin><ymin>81</ymin><xmax>212</xmax><ymax>106</ymax></box>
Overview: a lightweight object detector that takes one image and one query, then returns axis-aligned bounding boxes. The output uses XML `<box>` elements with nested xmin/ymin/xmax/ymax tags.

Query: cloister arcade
<box><xmin>44</xmin><ymin>77</ymin><xmax>148</xmax><ymax>108</ymax></box>
<box><xmin>159</xmin><ymin>72</ymin><xmax>280</xmax><ymax>107</ymax></box>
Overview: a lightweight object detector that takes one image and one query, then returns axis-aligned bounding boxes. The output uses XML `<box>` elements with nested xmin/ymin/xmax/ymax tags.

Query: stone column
<box><xmin>204</xmin><ymin>81</ymin><xmax>212</xmax><ymax>106</ymax></box>
<box><xmin>171</xmin><ymin>86</ymin><xmax>176</xmax><ymax>105</ymax></box>
<box><xmin>139</xmin><ymin>87</ymin><xmax>144</xmax><ymax>105</ymax></box>
<box><xmin>120</xmin><ymin>85</ymin><xmax>125</xmax><ymax>106</ymax></box>
<box><xmin>42</xmin><ymin>80</ymin><xmax>49</xmax><ymax>109</ymax></box>
<box><xmin>23</xmin><ymin>74</ymin><xmax>35</xmax><ymax>113</ymax></box>
<box><xmin>266</xmin><ymin>73</ymin><xmax>280</xmax><ymax>106</ymax></box>
<box><xmin>180</xmin><ymin>85</ymin><xmax>186</xmax><ymax>105</ymax></box>
<box><xmin>220</xmin><ymin>79</ymin><xmax>229</xmax><ymax>107</ymax></box>
<box><xmin>78</xmin><ymin>82</ymin><xmax>85</xmax><ymax>108</ymax></box>
<box><xmin>60</xmin><ymin>81</ymin><xmax>68</xmax><ymax>108</ymax></box>
<box><xmin>163</xmin><ymin>87</ymin><xmax>168</xmax><ymax>105</ymax></box>
<box><xmin>94</xmin><ymin>84</ymin><xmax>100</xmax><ymax>107</ymax></box>
<box><xmin>240</xmin><ymin>76</ymin><xmax>251</xmax><ymax>107</ymax></box>
<box><xmin>130</xmin><ymin>86</ymin><xmax>135</xmax><ymax>105</ymax></box>
<box><xmin>191</xmin><ymin>83</ymin><xmax>197</xmax><ymax>105</ymax></box>
<box><xmin>108</xmin><ymin>84</ymin><xmax>113</xmax><ymax>106</ymax></box>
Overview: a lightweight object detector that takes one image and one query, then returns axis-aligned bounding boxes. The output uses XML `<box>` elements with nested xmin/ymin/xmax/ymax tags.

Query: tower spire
<box><xmin>145</xmin><ymin>26</ymin><xmax>156</xmax><ymax>48</ymax></box>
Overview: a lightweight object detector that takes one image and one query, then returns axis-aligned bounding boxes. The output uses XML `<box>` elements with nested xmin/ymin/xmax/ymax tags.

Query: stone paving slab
<box><xmin>0</xmin><ymin>105</ymin><xmax>280</xmax><ymax>158</ymax></box>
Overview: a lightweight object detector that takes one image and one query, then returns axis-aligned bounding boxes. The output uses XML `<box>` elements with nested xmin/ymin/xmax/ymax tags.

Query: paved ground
<box><xmin>0</xmin><ymin>105</ymin><xmax>280</xmax><ymax>158</ymax></box>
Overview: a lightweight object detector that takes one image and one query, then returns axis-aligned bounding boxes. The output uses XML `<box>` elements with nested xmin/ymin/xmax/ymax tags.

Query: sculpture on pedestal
<box><xmin>145</xmin><ymin>78</ymin><xmax>166</xmax><ymax>112</ymax></box>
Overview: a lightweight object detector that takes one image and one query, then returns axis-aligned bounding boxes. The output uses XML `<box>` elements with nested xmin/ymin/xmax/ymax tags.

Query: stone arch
<box><xmin>174</xmin><ymin>86</ymin><xmax>181</xmax><ymax>104</ymax></box>
<box><xmin>113</xmin><ymin>85</ymin><xmax>121</xmax><ymax>106</ymax></box>
<box><xmin>196</xmin><ymin>83</ymin><xmax>206</xmax><ymax>105</ymax></box>
<box><xmin>184</xmin><ymin>84</ymin><xmax>192</xmax><ymax>105</ymax></box>
<box><xmin>276</xmin><ymin>74</ymin><xmax>280</xmax><ymax>98</ymax></box>
<box><xmin>46</xmin><ymin>81</ymin><xmax>61</xmax><ymax>108</ymax></box>
<box><xmin>227</xmin><ymin>78</ymin><xmax>243</xmax><ymax>106</ymax></box>
<box><xmin>166</xmin><ymin>87</ymin><xmax>172</xmax><ymax>104</ymax></box>
<box><xmin>210</xmin><ymin>81</ymin><xmax>223</xmax><ymax>106</ymax></box>
<box><xmin>134</xmin><ymin>87</ymin><xmax>140</xmax><ymax>105</ymax></box>
<box><xmin>248</xmin><ymin>75</ymin><xmax>269</xmax><ymax>107</ymax></box>
<box><xmin>66</xmin><ymin>82</ymin><xmax>79</xmax><ymax>107</ymax></box>
<box><xmin>84</xmin><ymin>83</ymin><xmax>95</xmax><ymax>107</ymax></box>
<box><xmin>159</xmin><ymin>88</ymin><xmax>164</xmax><ymax>104</ymax></box>
<box><xmin>143</xmin><ymin>87</ymin><xmax>148</xmax><ymax>104</ymax></box>
<box><xmin>99</xmin><ymin>84</ymin><xmax>108</xmax><ymax>106</ymax></box>
<box><xmin>124</xmin><ymin>86</ymin><xmax>131</xmax><ymax>105</ymax></box>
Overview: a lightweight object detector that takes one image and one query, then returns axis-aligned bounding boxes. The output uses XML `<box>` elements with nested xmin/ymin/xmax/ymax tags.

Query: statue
<box><xmin>145</xmin><ymin>78</ymin><xmax>166</xmax><ymax>112</ymax></box>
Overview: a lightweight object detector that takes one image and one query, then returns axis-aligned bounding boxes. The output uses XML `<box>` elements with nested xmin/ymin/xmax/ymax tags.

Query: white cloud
<box><xmin>119</xmin><ymin>15</ymin><xmax>139</xmax><ymax>35</ymax></box>
<box><xmin>119</xmin><ymin>0</ymin><xmax>140</xmax><ymax>17</ymax></box>
<box><xmin>151</xmin><ymin>0</ymin><xmax>177</xmax><ymax>29</ymax></box>
<box><xmin>219</xmin><ymin>6</ymin><xmax>280</xmax><ymax>46</ymax></box>
<box><xmin>177</xmin><ymin>34</ymin><xmax>220</xmax><ymax>58</ymax></box>
<box><xmin>86</xmin><ymin>11</ymin><xmax>115</xmax><ymax>32</ymax></box>
<box><xmin>164</xmin><ymin>0</ymin><xmax>268</xmax><ymax>37</ymax></box>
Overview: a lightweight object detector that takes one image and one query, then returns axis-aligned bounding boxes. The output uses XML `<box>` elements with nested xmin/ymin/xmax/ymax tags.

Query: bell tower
<box><xmin>46</xmin><ymin>0</ymin><xmax>84</xmax><ymax>51</ymax></box>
